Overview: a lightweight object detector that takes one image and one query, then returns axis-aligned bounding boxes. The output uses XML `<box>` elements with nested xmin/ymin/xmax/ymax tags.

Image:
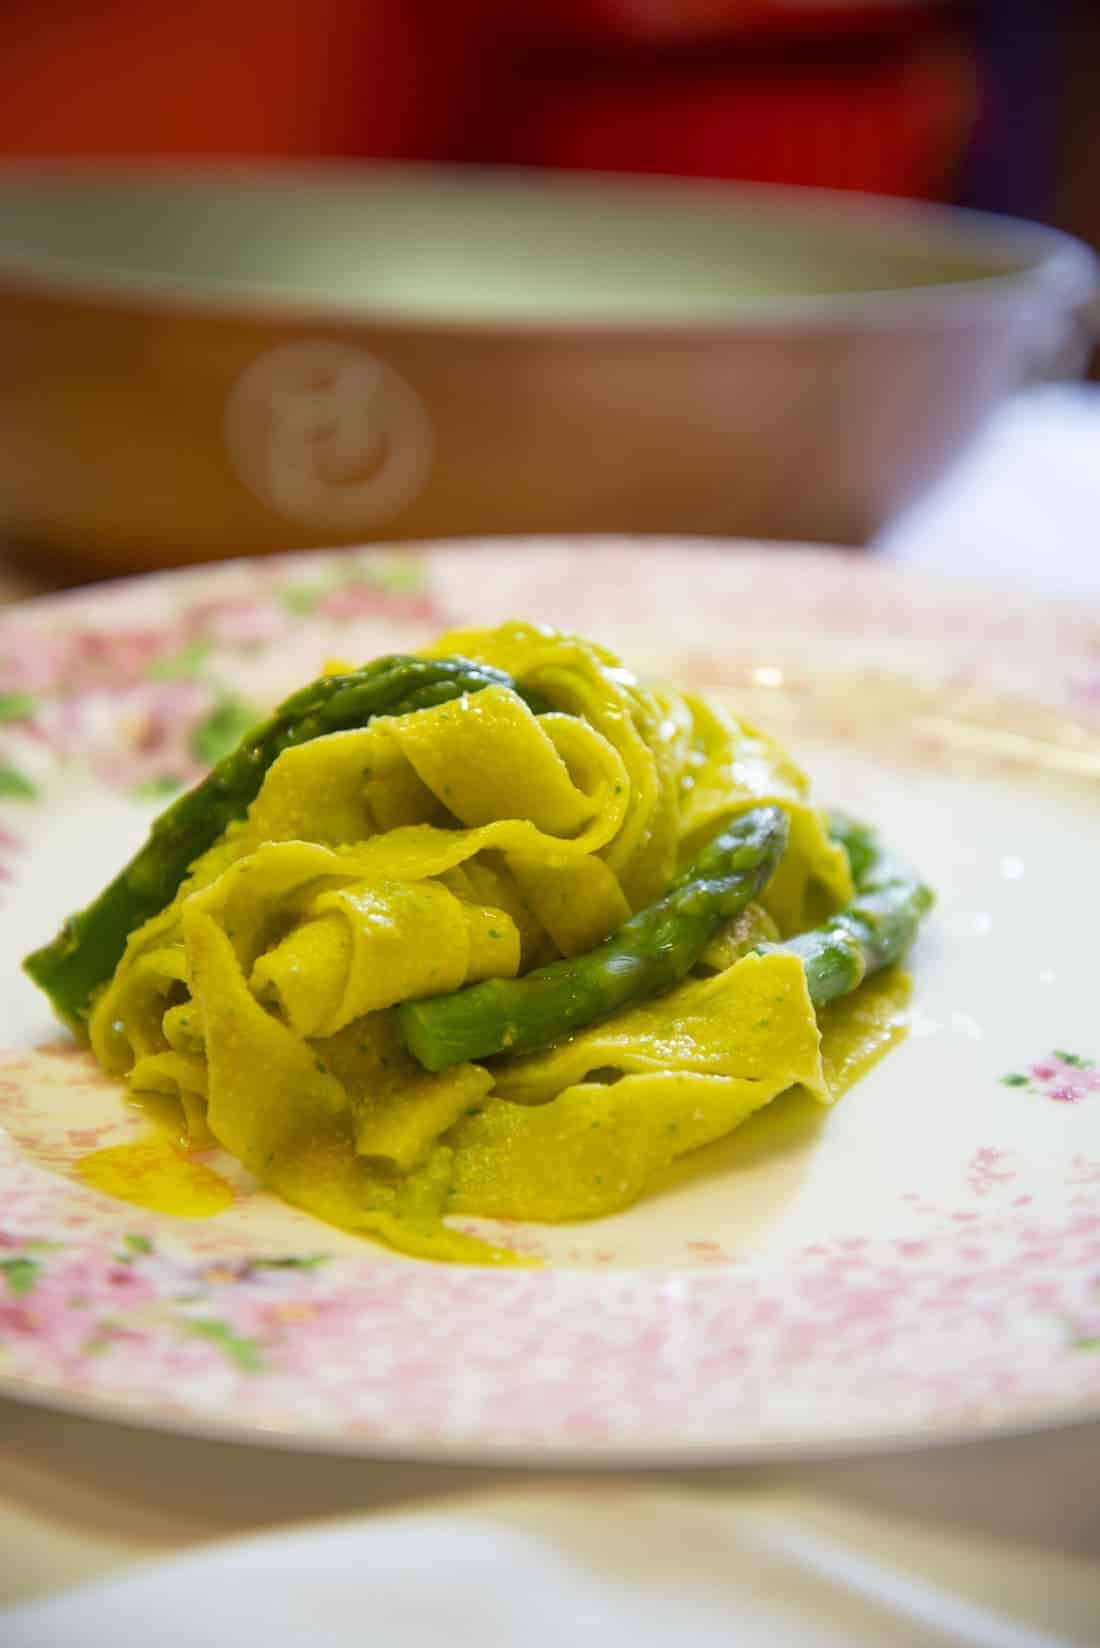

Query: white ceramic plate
<box><xmin>1</xmin><ymin>539</ymin><xmax>1098</xmax><ymax>1463</ymax></box>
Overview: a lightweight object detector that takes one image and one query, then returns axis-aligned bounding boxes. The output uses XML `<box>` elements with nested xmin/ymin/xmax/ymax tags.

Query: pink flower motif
<box><xmin>317</xmin><ymin>583</ymin><xmax>440</xmax><ymax>625</ymax></box>
<box><xmin>1049</xmin><ymin>1058</ymin><xmax>1100</xmax><ymax>1091</ymax></box>
<box><xmin>0</xmin><ymin>1247</ymin><xmax>156</xmax><ymax>1361</ymax></box>
<box><xmin>1010</xmin><ymin>1053</ymin><xmax>1099</xmax><ymax>1105</ymax></box>
<box><xmin>188</xmin><ymin>598</ymin><xmax>287</xmax><ymax>650</ymax></box>
<box><xmin>78</xmin><ymin>682</ymin><xmax>209</xmax><ymax>792</ymax></box>
<box><xmin>1070</xmin><ymin>672</ymin><xmax>1100</xmax><ymax>709</ymax></box>
<box><xmin>0</xmin><ymin>630</ymin><xmax>68</xmax><ymax>694</ymax></box>
<box><xmin>317</xmin><ymin>584</ymin><xmax>393</xmax><ymax>621</ymax></box>
<box><xmin>64</xmin><ymin>627</ymin><xmax>186</xmax><ymax>693</ymax></box>
<box><xmin>0</xmin><ymin>1301</ymin><xmax>35</xmax><ymax>1336</ymax></box>
<box><xmin>967</xmin><ymin>1147</ymin><xmax>1017</xmax><ymax>1197</ymax></box>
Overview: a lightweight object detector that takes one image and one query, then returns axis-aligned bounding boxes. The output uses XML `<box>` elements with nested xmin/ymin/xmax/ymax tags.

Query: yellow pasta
<box><xmin>73</xmin><ymin>621</ymin><xmax>919</xmax><ymax>1265</ymax></box>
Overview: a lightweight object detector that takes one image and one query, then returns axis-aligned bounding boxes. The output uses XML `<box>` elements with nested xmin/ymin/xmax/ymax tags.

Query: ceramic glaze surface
<box><xmin>1</xmin><ymin>540</ymin><xmax>1097</xmax><ymax>1461</ymax></box>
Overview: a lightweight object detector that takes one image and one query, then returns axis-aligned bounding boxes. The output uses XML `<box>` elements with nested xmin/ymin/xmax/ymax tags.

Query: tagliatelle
<box><xmin>446</xmin><ymin>952</ymin><xmax>824</xmax><ymax>1221</ymax></box>
<box><xmin>58</xmin><ymin>621</ymin><xmax>931</xmax><ymax>1266</ymax></box>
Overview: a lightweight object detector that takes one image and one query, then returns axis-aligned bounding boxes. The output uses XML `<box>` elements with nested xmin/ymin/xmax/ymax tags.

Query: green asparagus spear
<box><xmin>398</xmin><ymin>804</ymin><xmax>790</xmax><ymax>1073</ymax></box>
<box><xmin>824</xmin><ymin>811</ymin><xmax>881</xmax><ymax>887</ymax></box>
<box><xmin>400</xmin><ymin>806</ymin><xmax>932</xmax><ymax>1073</ymax></box>
<box><xmin>24</xmin><ymin>656</ymin><xmax>549</xmax><ymax>1030</ymax></box>
<box><xmin>769</xmin><ymin>812</ymin><xmax>933</xmax><ymax>1007</ymax></box>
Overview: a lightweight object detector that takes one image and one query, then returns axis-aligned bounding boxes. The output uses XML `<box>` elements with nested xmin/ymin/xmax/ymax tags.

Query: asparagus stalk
<box><xmin>400</xmin><ymin>807</ymin><xmax>932</xmax><ymax>1073</ymax></box>
<box><xmin>24</xmin><ymin>656</ymin><xmax>547</xmax><ymax>1029</ymax></box>
<box><xmin>398</xmin><ymin>805</ymin><xmax>790</xmax><ymax>1072</ymax></box>
<box><xmin>772</xmin><ymin>812</ymin><xmax>934</xmax><ymax>1007</ymax></box>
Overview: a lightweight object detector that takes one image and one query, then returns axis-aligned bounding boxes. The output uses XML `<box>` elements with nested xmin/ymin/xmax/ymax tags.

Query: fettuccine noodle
<box><xmin>88</xmin><ymin>622</ymin><xmax>860</xmax><ymax>1263</ymax></box>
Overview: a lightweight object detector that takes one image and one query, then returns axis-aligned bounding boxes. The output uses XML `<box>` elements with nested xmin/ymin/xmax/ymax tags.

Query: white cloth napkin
<box><xmin>2</xmin><ymin>1488</ymin><xmax>1087</xmax><ymax>1648</ymax></box>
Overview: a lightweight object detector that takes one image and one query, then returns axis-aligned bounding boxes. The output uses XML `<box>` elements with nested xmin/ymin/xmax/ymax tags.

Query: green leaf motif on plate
<box><xmin>0</xmin><ymin>691</ymin><xmax>37</xmax><ymax>722</ymax></box>
<box><xmin>0</xmin><ymin>764</ymin><xmax>38</xmax><ymax>800</ymax></box>
<box><xmin>0</xmin><ymin>1256</ymin><xmax>41</xmax><ymax>1296</ymax></box>
<box><xmin>191</xmin><ymin>696</ymin><xmax>257</xmax><ymax>767</ymax></box>
<box><xmin>355</xmin><ymin>557</ymin><xmax>424</xmax><ymax>596</ymax></box>
<box><xmin>132</xmin><ymin>774</ymin><xmax>185</xmax><ymax>802</ymax></box>
<box><xmin>252</xmin><ymin>1255</ymin><xmax>328</xmax><ymax>1272</ymax></box>
<box><xmin>148</xmin><ymin>641</ymin><xmax>212</xmax><ymax>681</ymax></box>
<box><xmin>183</xmin><ymin>1316</ymin><xmax>265</xmax><ymax>1372</ymax></box>
<box><xmin>282</xmin><ymin>584</ymin><xmax>321</xmax><ymax>615</ymax></box>
<box><xmin>1053</xmin><ymin>1050</ymin><xmax>1095</xmax><ymax>1070</ymax></box>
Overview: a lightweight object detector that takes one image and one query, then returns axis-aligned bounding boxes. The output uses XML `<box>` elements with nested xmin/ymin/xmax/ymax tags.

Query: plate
<box><xmin>1</xmin><ymin>538</ymin><xmax>1098</xmax><ymax>1463</ymax></box>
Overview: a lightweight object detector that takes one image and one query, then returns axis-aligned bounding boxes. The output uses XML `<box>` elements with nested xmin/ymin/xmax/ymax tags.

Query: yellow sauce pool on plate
<box><xmin>77</xmin><ymin>1137</ymin><xmax>235</xmax><ymax>1218</ymax></box>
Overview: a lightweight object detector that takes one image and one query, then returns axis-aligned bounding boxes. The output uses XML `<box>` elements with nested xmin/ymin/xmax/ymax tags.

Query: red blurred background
<box><xmin>0</xmin><ymin>4</ymin><xmax>1029</xmax><ymax>199</ymax></box>
<box><xmin>0</xmin><ymin>2</ymin><xmax>1093</xmax><ymax>265</ymax></box>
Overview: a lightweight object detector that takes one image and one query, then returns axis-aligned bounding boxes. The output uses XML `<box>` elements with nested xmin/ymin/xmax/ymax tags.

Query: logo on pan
<box><xmin>224</xmin><ymin>341</ymin><xmax>434</xmax><ymax>529</ymax></box>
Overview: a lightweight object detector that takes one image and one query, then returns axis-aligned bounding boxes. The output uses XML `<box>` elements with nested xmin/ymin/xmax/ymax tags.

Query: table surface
<box><xmin>2</xmin><ymin>384</ymin><xmax>1099</xmax><ymax>1639</ymax></box>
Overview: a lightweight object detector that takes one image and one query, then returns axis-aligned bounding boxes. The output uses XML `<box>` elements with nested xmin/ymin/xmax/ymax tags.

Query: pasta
<box><xmin>29</xmin><ymin>623</ymin><xmax>931</xmax><ymax>1263</ymax></box>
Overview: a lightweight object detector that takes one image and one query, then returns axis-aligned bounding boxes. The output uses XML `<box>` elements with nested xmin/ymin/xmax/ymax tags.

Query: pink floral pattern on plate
<box><xmin>2</xmin><ymin>1132</ymin><xmax>1099</xmax><ymax>1458</ymax></box>
<box><xmin>1002</xmin><ymin>1053</ymin><xmax>1100</xmax><ymax>1104</ymax></box>
<box><xmin>1</xmin><ymin>539</ymin><xmax>1099</xmax><ymax>1462</ymax></box>
<box><xmin>0</xmin><ymin>550</ymin><xmax>445</xmax><ymax>833</ymax></box>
